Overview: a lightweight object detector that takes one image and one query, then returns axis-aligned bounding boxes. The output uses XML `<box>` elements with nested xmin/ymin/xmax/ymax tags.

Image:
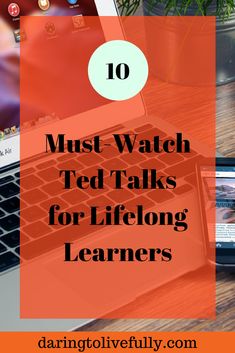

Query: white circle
<box><xmin>88</xmin><ymin>40</ymin><xmax>149</xmax><ymax>101</ymax></box>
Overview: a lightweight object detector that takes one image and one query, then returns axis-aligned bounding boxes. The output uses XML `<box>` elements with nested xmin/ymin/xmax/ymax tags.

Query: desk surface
<box><xmin>77</xmin><ymin>81</ymin><xmax>235</xmax><ymax>332</ymax></box>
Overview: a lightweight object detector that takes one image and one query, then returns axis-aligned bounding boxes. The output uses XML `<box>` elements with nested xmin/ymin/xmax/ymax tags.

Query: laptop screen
<box><xmin>201</xmin><ymin>164</ymin><xmax>235</xmax><ymax>249</ymax></box>
<box><xmin>0</xmin><ymin>0</ymin><xmax>114</xmax><ymax>166</ymax></box>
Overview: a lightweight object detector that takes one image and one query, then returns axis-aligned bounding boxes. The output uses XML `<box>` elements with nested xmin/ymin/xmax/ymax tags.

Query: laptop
<box><xmin>0</xmin><ymin>1</ymin><xmax>211</xmax><ymax>330</ymax></box>
<box><xmin>0</xmin><ymin>0</ymin><xmax>120</xmax><ymax>332</ymax></box>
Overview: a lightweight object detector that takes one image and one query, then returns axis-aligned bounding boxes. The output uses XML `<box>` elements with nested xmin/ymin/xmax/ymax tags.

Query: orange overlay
<box><xmin>20</xmin><ymin>17</ymin><xmax>216</xmax><ymax>318</ymax></box>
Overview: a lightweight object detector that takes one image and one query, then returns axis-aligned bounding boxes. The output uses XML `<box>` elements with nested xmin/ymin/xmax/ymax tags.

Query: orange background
<box><xmin>20</xmin><ymin>17</ymin><xmax>216</xmax><ymax>318</ymax></box>
<box><xmin>0</xmin><ymin>332</ymin><xmax>234</xmax><ymax>353</ymax></box>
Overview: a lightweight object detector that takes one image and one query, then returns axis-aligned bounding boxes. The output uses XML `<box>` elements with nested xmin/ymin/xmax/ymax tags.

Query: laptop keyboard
<box><xmin>0</xmin><ymin>123</ymin><xmax>197</xmax><ymax>273</ymax></box>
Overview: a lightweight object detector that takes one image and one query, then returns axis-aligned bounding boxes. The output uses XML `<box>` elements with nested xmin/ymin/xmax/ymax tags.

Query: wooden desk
<box><xmin>77</xmin><ymin>82</ymin><xmax>235</xmax><ymax>332</ymax></box>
